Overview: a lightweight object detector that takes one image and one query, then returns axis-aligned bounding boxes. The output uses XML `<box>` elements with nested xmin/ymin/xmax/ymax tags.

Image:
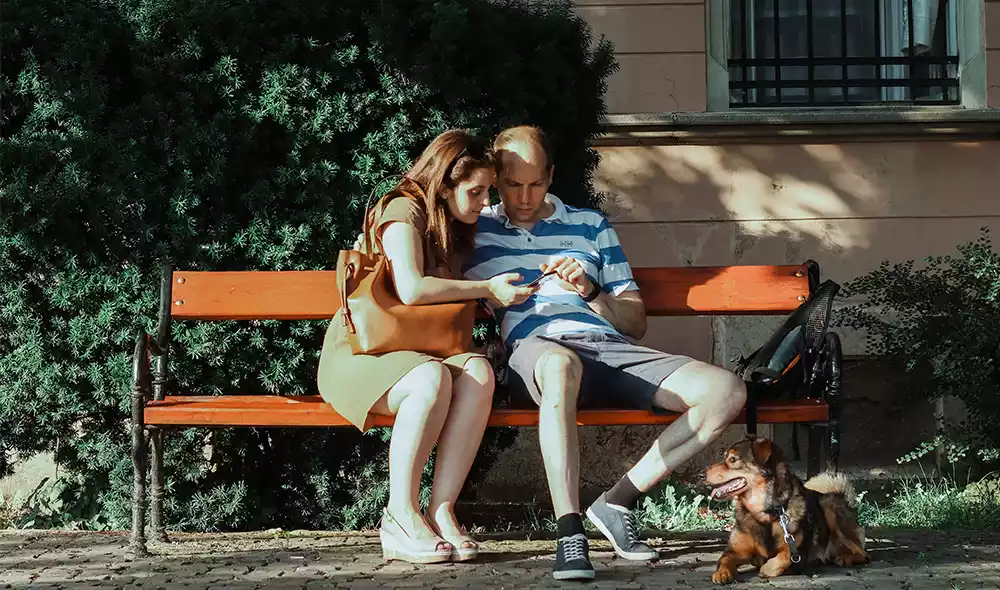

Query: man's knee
<box><xmin>663</xmin><ymin>361</ymin><xmax>746</xmax><ymax>419</ymax></box>
<box><xmin>533</xmin><ymin>347</ymin><xmax>583</xmax><ymax>406</ymax></box>
<box><xmin>723</xmin><ymin>372</ymin><xmax>747</xmax><ymax>418</ymax></box>
<box><xmin>704</xmin><ymin>368</ymin><xmax>746</xmax><ymax>421</ymax></box>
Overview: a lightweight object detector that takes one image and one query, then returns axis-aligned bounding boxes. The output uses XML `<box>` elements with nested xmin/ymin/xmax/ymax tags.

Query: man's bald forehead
<box><xmin>498</xmin><ymin>140</ymin><xmax>547</xmax><ymax>170</ymax></box>
<box><xmin>494</xmin><ymin>125</ymin><xmax>553</xmax><ymax>170</ymax></box>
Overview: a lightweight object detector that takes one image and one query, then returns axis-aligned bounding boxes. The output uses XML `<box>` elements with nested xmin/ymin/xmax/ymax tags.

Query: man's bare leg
<box><xmin>534</xmin><ymin>346</ymin><xmax>595</xmax><ymax>580</ymax></box>
<box><xmin>535</xmin><ymin>347</ymin><xmax>583</xmax><ymax>518</ymax></box>
<box><xmin>626</xmin><ymin>361</ymin><xmax>746</xmax><ymax>493</ymax></box>
<box><xmin>587</xmin><ymin>361</ymin><xmax>746</xmax><ymax>561</ymax></box>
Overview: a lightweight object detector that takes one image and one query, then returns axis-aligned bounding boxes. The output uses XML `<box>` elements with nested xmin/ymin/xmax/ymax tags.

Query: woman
<box><xmin>317</xmin><ymin>130</ymin><xmax>536</xmax><ymax>564</ymax></box>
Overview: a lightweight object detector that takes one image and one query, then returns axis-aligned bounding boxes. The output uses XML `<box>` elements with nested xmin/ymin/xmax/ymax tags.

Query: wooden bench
<box><xmin>127</xmin><ymin>261</ymin><xmax>843</xmax><ymax>556</ymax></box>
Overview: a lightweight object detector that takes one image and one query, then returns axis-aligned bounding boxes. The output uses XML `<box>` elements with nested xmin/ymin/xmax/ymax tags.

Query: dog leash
<box><xmin>778</xmin><ymin>508</ymin><xmax>802</xmax><ymax>564</ymax></box>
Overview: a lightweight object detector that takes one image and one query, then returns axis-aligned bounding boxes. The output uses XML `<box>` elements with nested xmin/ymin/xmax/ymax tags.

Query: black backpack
<box><xmin>732</xmin><ymin>274</ymin><xmax>840</xmax><ymax>458</ymax></box>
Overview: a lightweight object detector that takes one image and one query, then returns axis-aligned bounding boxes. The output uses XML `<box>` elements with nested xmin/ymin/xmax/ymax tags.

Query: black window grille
<box><xmin>729</xmin><ymin>0</ymin><xmax>959</xmax><ymax>107</ymax></box>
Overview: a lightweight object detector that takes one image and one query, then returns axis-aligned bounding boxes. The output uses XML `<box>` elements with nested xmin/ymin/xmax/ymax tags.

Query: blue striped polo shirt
<box><xmin>463</xmin><ymin>193</ymin><xmax>639</xmax><ymax>349</ymax></box>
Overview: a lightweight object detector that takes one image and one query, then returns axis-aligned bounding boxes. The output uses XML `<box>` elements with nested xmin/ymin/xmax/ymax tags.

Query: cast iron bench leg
<box><xmin>150</xmin><ymin>428</ymin><xmax>167</xmax><ymax>543</ymax></box>
<box><xmin>149</xmin><ymin>264</ymin><xmax>172</xmax><ymax>544</ymax></box>
<box><xmin>807</xmin><ymin>423</ymin><xmax>828</xmax><ymax>478</ymax></box>
<box><xmin>129</xmin><ymin>334</ymin><xmax>150</xmax><ymax>557</ymax></box>
<box><xmin>824</xmin><ymin>332</ymin><xmax>843</xmax><ymax>472</ymax></box>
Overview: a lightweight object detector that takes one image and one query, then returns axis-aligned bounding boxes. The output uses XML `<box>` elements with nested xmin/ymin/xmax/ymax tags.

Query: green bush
<box><xmin>836</xmin><ymin>228</ymin><xmax>1000</xmax><ymax>467</ymax></box>
<box><xmin>1</xmin><ymin>0</ymin><xmax>617</xmax><ymax>530</ymax></box>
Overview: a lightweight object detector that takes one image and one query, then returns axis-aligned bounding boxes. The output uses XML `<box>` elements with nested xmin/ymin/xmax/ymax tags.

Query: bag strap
<box><xmin>360</xmin><ymin>175</ymin><xmax>427</xmax><ymax>257</ymax></box>
<box><xmin>360</xmin><ymin>174</ymin><xmax>403</xmax><ymax>256</ymax></box>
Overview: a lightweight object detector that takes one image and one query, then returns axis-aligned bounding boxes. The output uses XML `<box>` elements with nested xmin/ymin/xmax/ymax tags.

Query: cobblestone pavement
<box><xmin>1</xmin><ymin>529</ymin><xmax>999</xmax><ymax>589</ymax></box>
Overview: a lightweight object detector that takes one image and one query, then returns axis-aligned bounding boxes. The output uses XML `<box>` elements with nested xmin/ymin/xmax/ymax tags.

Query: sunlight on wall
<box><xmin>595</xmin><ymin>144</ymin><xmax>886</xmax><ymax>251</ymax></box>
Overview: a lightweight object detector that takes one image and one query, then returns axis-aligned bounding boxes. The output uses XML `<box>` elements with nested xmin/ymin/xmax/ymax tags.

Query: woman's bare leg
<box><xmin>427</xmin><ymin>357</ymin><xmax>495</xmax><ymax>548</ymax></box>
<box><xmin>370</xmin><ymin>360</ymin><xmax>454</xmax><ymax>542</ymax></box>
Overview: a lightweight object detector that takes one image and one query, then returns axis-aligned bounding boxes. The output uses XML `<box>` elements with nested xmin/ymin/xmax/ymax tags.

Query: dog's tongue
<box><xmin>711</xmin><ymin>477</ymin><xmax>747</xmax><ymax>500</ymax></box>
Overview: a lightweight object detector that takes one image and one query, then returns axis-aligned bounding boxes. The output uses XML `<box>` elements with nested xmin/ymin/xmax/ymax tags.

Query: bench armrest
<box><xmin>131</xmin><ymin>331</ymin><xmax>168</xmax><ymax>402</ymax></box>
<box><xmin>131</xmin><ymin>332</ymin><xmax>153</xmax><ymax>401</ymax></box>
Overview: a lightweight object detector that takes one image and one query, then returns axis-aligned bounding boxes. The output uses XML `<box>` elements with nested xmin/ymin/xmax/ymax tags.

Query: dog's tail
<box><xmin>804</xmin><ymin>472</ymin><xmax>858</xmax><ymax>508</ymax></box>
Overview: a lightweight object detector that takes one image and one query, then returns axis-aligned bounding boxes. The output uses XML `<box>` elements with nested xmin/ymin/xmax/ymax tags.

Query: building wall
<box><xmin>587</xmin><ymin>0</ymin><xmax>1000</xmax><ymax>113</ymax></box>
<box><xmin>575</xmin><ymin>0</ymin><xmax>707</xmax><ymax>113</ymax></box>
<box><xmin>474</xmin><ymin>2</ymin><xmax>1000</xmax><ymax>507</ymax></box>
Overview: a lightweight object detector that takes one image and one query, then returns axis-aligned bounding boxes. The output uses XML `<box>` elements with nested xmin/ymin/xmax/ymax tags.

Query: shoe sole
<box><xmin>553</xmin><ymin>568</ymin><xmax>596</xmax><ymax>580</ymax></box>
<box><xmin>585</xmin><ymin>506</ymin><xmax>658</xmax><ymax>561</ymax></box>
<box><xmin>382</xmin><ymin>546</ymin><xmax>453</xmax><ymax>564</ymax></box>
<box><xmin>451</xmin><ymin>548</ymin><xmax>479</xmax><ymax>562</ymax></box>
<box><xmin>380</xmin><ymin>531</ymin><xmax>453</xmax><ymax>564</ymax></box>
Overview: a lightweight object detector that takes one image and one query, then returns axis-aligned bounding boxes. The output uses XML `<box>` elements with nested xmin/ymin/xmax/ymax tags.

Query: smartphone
<box><xmin>523</xmin><ymin>270</ymin><xmax>557</xmax><ymax>288</ymax></box>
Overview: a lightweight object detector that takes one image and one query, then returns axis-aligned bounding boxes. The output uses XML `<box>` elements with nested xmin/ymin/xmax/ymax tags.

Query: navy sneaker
<box><xmin>586</xmin><ymin>492</ymin><xmax>658</xmax><ymax>561</ymax></box>
<box><xmin>552</xmin><ymin>533</ymin><xmax>595</xmax><ymax>580</ymax></box>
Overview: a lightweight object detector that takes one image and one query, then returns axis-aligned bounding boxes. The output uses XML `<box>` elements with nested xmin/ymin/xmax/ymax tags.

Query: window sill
<box><xmin>595</xmin><ymin>107</ymin><xmax>1000</xmax><ymax>146</ymax></box>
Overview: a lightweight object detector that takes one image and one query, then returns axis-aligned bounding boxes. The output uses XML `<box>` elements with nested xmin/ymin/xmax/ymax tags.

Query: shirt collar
<box><xmin>493</xmin><ymin>193</ymin><xmax>569</xmax><ymax>228</ymax></box>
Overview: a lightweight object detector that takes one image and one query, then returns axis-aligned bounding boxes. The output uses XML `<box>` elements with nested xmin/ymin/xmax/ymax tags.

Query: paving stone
<box><xmin>1</xmin><ymin>530</ymin><xmax>998</xmax><ymax>589</ymax></box>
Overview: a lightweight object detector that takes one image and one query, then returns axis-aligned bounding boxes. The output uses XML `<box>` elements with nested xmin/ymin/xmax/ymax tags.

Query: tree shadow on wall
<box><xmin>595</xmin><ymin>139</ymin><xmax>1000</xmax><ymax>282</ymax></box>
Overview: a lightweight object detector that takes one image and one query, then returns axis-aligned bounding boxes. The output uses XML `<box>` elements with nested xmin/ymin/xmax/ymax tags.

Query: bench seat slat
<box><xmin>169</xmin><ymin>264</ymin><xmax>811</xmax><ymax>320</ymax></box>
<box><xmin>145</xmin><ymin>395</ymin><xmax>828</xmax><ymax>427</ymax></box>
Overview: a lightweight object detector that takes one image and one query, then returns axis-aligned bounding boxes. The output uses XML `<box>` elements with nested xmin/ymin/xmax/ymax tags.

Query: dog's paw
<box><xmin>758</xmin><ymin>560</ymin><xmax>788</xmax><ymax>579</ymax></box>
<box><xmin>835</xmin><ymin>551</ymin><xmax>871</xmax><ymax>567</ymax></box>
<box><xmin>712</xmin><ymin>568</ymin><xmax>736</xmax><ymax>584</ymax></box>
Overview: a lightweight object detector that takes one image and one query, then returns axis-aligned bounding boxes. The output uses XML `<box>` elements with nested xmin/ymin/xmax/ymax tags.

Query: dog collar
<box><xmin>778</xmin><ymin>508</ymin><xmax>802</xmax><ymax>564</ymax></box>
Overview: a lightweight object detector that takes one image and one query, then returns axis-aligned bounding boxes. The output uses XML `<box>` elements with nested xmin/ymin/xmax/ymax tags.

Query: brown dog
<box><xmin>704</xmin><ymin>435</ymin><xmax>870</xmax><ymax>584</ymax></box>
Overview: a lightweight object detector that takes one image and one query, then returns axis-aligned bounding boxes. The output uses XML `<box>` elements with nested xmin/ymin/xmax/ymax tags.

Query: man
<box><xmin>463</xmin><ymin>126</ymin><xmax>747</xmax><ymax>580</ymax></box>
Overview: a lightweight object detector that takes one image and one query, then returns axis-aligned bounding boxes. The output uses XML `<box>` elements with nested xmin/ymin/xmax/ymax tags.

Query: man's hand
<box><xmin>540</xmin><ymin>256</ymin><xmax>597</xmax><ymax>299</ymax></box>
<box><xmin>541</xmin><ymin>256</ymin><xmax>647</xmax><ymax>339</ymax></box>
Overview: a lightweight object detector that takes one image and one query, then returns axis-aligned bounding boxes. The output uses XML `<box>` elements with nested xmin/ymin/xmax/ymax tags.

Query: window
<box><xmin>728</xmin><ymin>0</ymin><xmax>960</xmax><ymax>107</ymax></box>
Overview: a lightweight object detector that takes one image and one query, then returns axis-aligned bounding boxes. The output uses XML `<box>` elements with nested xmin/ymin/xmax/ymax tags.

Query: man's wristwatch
<box><xmin>581</xmin><ymin>280</ymin><xmax>601</xmax><ymax>302</ymax></box>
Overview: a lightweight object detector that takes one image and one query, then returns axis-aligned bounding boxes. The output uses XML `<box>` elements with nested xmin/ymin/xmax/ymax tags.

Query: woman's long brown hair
<box><xmin>367</xmin><ymin>129</ymin><xmax>494</xmax><ymax>265</ymax></box>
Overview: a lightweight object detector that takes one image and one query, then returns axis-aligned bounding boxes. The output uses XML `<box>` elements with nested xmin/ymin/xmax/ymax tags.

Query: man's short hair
<box><xmin>493</xmin><ymin>125</ymin><xmax>554</xmax><ymax>171</ymax></box>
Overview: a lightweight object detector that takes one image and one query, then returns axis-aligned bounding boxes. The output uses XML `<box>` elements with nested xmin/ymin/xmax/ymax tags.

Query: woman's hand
<box><xmin>487</xmin><ymin>273</ymin><xmax>538</xmax><ymax>307</ymax></box>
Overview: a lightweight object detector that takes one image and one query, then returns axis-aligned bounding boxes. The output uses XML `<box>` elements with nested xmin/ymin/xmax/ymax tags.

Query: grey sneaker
<box><xmin>552</xmin><ymin>533</ymin><xmax>595</xmax><ymax>580</ymax></box>
<box><xmin>586</xmin><ymin>492</ymin><xmax>658</xmax><ymax>561</ymax></box>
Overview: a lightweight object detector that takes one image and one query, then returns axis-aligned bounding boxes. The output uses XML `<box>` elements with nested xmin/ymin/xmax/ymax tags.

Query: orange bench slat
<box><xmin>144</xmin><ymin>395</ymin><xmax>829</xmax><ymax>427</ymax></box>
<box><xmin>169</xmin><ymin>264</ymin><xmax>811</xmax><ymax>321</ymax></box>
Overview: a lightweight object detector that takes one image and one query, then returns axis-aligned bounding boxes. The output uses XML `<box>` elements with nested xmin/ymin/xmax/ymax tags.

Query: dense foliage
<box><xmin>0</xmin><ymin>0</ymin><xmax>617</xmax><ymax>529</ymax></box>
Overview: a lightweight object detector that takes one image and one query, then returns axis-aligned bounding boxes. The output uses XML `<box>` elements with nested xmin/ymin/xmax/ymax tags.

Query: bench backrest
<box><xmin>169</xmin><ymin>265</ymin><xmax>813</xmax><ymax>321</ymax></box>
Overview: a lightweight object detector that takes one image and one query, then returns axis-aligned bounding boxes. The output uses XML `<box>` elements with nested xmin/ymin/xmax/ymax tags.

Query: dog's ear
<box><xmin>751</xmin><ymin>437</ymin><xmax>773</xmax><ymax>466</ymax></box>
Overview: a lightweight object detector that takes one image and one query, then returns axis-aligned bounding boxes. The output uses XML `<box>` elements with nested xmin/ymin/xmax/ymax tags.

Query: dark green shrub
<box><xmin>836</xmin><ymin>228</ymin><xmax>1000</xmax><ymax>467</ymax></box>
<box><xmin>0</xmin><ymin>0</ymin><xmax>617</xmax><ymax>530</ymax></box>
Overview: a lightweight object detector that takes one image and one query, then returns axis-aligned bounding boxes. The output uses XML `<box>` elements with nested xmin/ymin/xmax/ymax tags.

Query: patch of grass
<box><xmin>629</xmin><ymin>475</ymin><xmax>1000</xmax><ymax>534</ymax></box>
<box><xmin>636</xmin><ymin>481</ymin><xmax>732</xmax><ymax>532</ymax></box>
<box><xmin>524</xmin><ymin>503</ymin><xmax>556</xmax><ymax>533</ymax></box>
<box><xmin>0</xmin><ymin>490</ymin><xmax>24</xmax><ymax>529</ymax></box>
<box><xmin>857</xmin><ymin>475</ymin><xmax>1000</xmax><ymax>530</ymax></box>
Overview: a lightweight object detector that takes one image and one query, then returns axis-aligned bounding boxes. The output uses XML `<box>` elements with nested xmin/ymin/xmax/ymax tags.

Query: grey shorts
<box><xmin>505</xmin><ymin>332</ymin><xmax>695</xmax><ymax>410</ymax></box>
